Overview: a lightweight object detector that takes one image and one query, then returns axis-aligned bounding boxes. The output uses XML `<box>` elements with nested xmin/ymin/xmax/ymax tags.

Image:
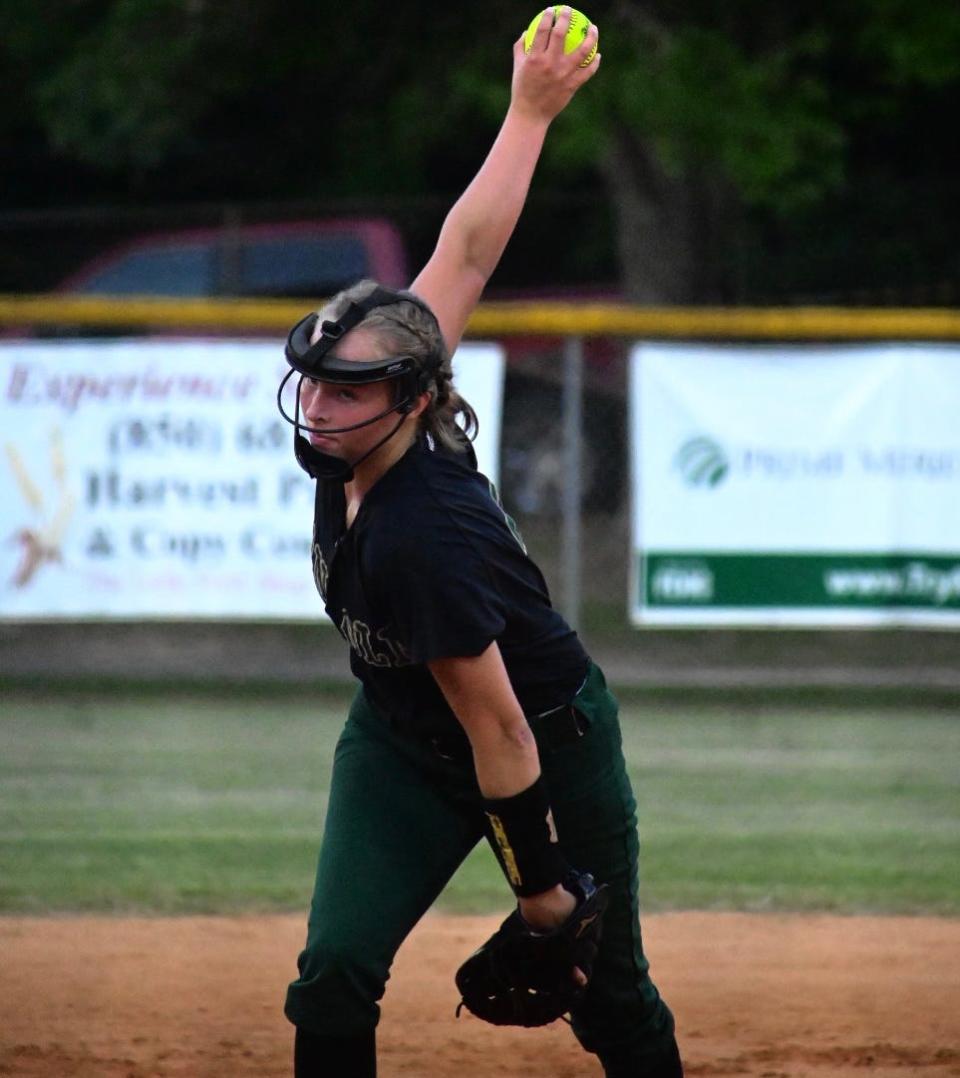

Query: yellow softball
<box><xmin>523</xmin><ymin>6</ymin><xmax>597</xmax><ymax>67</ymax></box>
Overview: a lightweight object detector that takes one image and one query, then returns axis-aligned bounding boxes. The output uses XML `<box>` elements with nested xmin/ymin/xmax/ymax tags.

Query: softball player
<box><xmin>277</xmin><ymin>11</ymin><xmax>683</xmax><ymax>1076</ymax></box>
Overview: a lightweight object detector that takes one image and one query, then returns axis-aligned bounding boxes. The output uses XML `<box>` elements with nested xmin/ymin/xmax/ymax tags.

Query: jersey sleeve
<box><xmin>369</xmin><ymin>516</ymin><xmax>507</xmax><ymax>664</ymax></box>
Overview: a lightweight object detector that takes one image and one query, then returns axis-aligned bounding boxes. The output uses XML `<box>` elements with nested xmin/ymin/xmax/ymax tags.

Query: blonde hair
<box><xmin>319</xmin><ymin>279</ymin><xmax>478</xmax><ymax>454</ymax></box>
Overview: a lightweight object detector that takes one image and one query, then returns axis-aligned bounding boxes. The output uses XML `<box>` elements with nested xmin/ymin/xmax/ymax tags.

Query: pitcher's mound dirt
<box><xmin>1</xmin><ymin>911</ymin><xmax>958</xmax><ymax>1077</ymax></box>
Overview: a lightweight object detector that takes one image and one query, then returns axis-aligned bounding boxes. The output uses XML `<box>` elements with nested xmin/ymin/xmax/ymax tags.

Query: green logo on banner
<box><xmin>674</xmin><ymin>436</ymin><xmax>730</xmax><ymax>487</ymax></box>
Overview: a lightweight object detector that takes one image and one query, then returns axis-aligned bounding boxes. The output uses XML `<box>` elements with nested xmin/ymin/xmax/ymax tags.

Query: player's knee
<box><xmin>284</xmin><ymin>937</ymin><xmax>384</xmax><ymax>1034</ymax></box>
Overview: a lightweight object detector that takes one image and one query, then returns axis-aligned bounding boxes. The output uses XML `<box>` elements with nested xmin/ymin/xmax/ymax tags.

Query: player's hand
<box><xmin>510</xmin><ymin>6</ymin><xmax>600</xmax><ymax>124</ymax></box>
<box><xmin>518</xmin><ymin>881</ymin><xmax>576</xmax><ymax>929</ymax></box>
<box><xmin>519</xmin><ymin>882</ymin><xmax>588</xmax><ymax>986</ymax></box>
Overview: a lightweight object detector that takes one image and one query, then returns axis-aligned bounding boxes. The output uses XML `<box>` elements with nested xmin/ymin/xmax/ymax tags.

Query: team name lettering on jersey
<box><xmin>339</xmin><ymin>610</ymin><xmax>412</xmax><ymax>668</ymax></box>
<box><xmin>312</xmin><ymin>542</ymin><xmax>329</xmax><ymax>599</ymax></box>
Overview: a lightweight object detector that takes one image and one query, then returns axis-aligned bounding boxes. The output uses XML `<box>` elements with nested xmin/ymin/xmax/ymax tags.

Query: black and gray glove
<box><xmin>455</xmin><ymin>870</ymin><xmax>609</xmax><ymax>1027</ymax></box>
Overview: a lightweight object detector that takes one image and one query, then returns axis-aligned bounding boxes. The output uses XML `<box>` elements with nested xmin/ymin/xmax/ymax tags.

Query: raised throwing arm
<box><xmin>411</xmin><ymin>7</ymin><xmax>600</xmax><ymax>356</ymax></box>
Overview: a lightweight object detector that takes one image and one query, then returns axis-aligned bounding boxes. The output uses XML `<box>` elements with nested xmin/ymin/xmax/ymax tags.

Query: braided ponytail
<box><xmin>319</xmin><ymin>279</ymin><xmax>478</xmax><ymax>455</ymax></box>
<box><xmin>427</xmin><ymin>361</ymin><xmax>479</xmax><ymax>453</ymax></box>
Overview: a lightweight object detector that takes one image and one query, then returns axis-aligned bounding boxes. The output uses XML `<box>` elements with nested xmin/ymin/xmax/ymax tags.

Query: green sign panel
<box><xmin>641</xmin><ymin>553</ymin><xmax>960</xmax><ymax>610</ymax></box>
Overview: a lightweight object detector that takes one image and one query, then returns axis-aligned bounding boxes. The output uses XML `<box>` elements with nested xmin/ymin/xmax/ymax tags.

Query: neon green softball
<box><xmin>523</xmin><ymin>7</ymin><xmax>597</xmax><ymax>67</ymax></box>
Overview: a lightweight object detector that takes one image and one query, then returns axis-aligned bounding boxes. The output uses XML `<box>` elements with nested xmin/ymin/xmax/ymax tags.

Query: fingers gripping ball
<box><xmin>455</xmin><ymin>870</ymin><xmax>609</xmax><ymax>1027</ymax></box>
<box><xmin>523</xmin><ymin>6</ymin><xmax>597</xmax><ymax>67</ymax></box>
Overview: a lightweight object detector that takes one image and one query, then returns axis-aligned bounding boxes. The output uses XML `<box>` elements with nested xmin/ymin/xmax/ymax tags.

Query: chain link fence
<box><xmin>497</xmin><ymin>337</ymin><xmax>629</xmax><ymax>621</ymax></box>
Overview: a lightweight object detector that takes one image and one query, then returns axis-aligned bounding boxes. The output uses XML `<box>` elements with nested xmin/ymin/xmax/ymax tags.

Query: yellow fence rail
<box><xmin>1</xmin><ymin>294</ymin><xmax>960</xmax><ymax>339</ymax></box>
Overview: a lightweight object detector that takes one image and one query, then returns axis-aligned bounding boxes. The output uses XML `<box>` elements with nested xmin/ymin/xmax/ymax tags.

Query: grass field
<box><xmin>2</xmin><ymin>684</ymin><xmax>958</xmax><ymax>917</ymax></box>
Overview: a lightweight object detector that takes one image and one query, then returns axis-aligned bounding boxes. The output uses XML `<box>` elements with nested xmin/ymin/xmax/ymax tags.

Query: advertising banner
<box><xmin>629</xmin><ymin>343</ymin><xmax>960</xmax><ymax>626</ymax></box>
<box><xmin>0</xmin><ymin>339</ymin><xmax>504</xmax><ymax>620</ymax></box>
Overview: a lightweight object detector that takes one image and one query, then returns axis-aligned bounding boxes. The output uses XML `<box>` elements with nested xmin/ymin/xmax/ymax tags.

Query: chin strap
<box><xmin>293</xmin><ymin>432</ymin><xmax>353</xmax><ymax>481</ymax></box>
<box><xmin>293</xmin><ymin>411</ymin><xmax>410</xmax><ymax>482</ymax></box>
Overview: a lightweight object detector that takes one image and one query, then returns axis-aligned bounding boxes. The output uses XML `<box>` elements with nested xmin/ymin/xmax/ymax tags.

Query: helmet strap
<box><xmin>292</xmin><ymin>398</ymin><xmax>412</xmax><ymax>483</ymax></box>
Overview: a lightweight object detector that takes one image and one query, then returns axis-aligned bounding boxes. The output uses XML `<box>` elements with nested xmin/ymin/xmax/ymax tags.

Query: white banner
<box><xmin>629</xmin><ymin>342</ymin><xmax>960</xmax><ymax>626</ymax></box>
<box><xmin>0</xmin><ymin>339</ymin><xmax>504</xmax><ymax>620</ymax></box>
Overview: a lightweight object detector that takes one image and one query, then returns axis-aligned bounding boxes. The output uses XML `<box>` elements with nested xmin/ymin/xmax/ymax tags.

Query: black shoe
<box><xmin>293</xmin><ymin>1027</ymin><xmax>376</xmax><ymax>1078</ymax></box>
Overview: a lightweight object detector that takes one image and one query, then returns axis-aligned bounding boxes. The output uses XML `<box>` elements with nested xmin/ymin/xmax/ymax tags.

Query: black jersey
<box><xmin>311</xmin><ymin>437</ymin><xmax>590</xmax><ymax>738</ymax></box>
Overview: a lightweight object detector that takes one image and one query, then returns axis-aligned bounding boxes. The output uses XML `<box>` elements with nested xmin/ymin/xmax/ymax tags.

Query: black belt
<box><xmin>428</xmin><ymin>703</ymin><xmax>588</xmax><ymax>763</ymax></box>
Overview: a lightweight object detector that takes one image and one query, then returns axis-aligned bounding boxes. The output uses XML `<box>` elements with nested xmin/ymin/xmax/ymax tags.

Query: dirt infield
<box><xmin>1</xmin><ymin>911</ymin><xmax>958</xmax><ymax>1077</ymax></box>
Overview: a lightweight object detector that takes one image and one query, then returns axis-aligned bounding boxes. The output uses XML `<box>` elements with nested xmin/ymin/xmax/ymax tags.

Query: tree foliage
<box><xmin>2</xmin><ymin>0</ymin><xmax>959</xmax><ymax>300</ymax></box>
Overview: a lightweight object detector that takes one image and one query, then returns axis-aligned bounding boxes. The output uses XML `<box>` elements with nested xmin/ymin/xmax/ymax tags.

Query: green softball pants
<box><xmin>285</xmin><ymin>663</ymin><xmax>680</xmax><ymax>1074</ymax></box>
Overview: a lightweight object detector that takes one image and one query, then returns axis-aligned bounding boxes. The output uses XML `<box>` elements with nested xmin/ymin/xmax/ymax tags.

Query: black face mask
<box><xmin>276</xmin><ymin>286</ymin><xmax>439</xmax><ymax>481</ymax></box>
